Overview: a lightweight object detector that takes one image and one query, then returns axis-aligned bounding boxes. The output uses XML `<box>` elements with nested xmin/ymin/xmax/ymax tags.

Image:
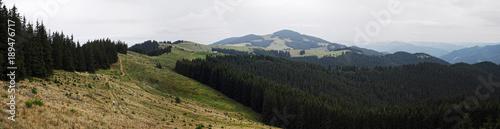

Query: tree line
<box><xmin>212</xmin><ymin>48</ymin><xmax>290</xmax><ymax>58</ymax></box>
<box><xmin>175</xmin><ymin>54</ymin><xmax>500</xmax><ymax>128</ymax></box>
<box><xmin>211</xmin><ymin>46</ymin><xmax>449</xmax><ymax>68</ymax></box>
<box><xmin>0</xmin><ymin>2</ymin><xmax>127</xmax><ymax>81</ymax></box>
<box><xmin>129</xmin><ymin>40</ymin><xmax>172</xmax><ymax>56</ymax></box>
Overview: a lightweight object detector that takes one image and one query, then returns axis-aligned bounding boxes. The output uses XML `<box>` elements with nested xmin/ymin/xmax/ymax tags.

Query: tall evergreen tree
<box><xmin>26</xmin><ymin>23</ymin><xmax>46</xmax><ymax>77</ymax></box>
<box><xmin>51</xmin><ymin>32</ymin><xmax>63</xmax><ymax>69</ymax></box>
<box><xmin>0</xmin><ymin>2</ymin><xmax>7</xmax><ymax>80</ymax></box>
<box><xmin>62</xmin><ymin>35</ymin><xmax>75</xmax><ymax>71</ymax></box>
<box><xmin>75</xmin><ymin>42</ymin><xmax>86</xmax><ymax>72</ymax></box>
<box><xmin>9</xmin><ymin>6</ymin><xmax>26</xmax><ymax>80</ymax></box>
<box><xmin>37</xmin><ymin>22</ymin><xmax>53</xmax><ymax>76</ymax></box>
<box><xmin>85</xmin><ymin>46</ymin><xmax>96</xmax><ymax>73</ymax></box>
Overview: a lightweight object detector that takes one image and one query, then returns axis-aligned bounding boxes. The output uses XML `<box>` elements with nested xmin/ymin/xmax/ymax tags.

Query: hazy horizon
<box><xmin>4</xmin><ymin>0</ymin><xmax>500</xmax><ymax>46</ymax></box>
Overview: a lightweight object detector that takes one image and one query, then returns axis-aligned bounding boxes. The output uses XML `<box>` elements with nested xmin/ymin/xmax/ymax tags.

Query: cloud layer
<box><xmin>4</xmin><ymin>0</ymin><xmax>500</xmax><ymax>46</ymax></box>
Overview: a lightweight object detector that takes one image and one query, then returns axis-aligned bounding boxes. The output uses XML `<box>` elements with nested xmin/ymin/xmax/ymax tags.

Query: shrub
<box><xmin>33</xmin><ymin>98</ymin><xmax>44</xmax><ymax>106</ymax></box>
<box><xmin>132</xmin><ymin>111</ymin><xmax>135</xmax><ymax>114</ymax></box>
<box><xmin>31</xmin><ymin>87</ymin><xmax>37</xmax><ymax>94</ymax></box>
<box><xmin>105</xmin><ymin>82</ymin><xmax>111</xmax><ymax>89</ymax></box>
<box><xmin>70</xmin><ymin>109</ymin><xmax>77</xmax><ymax>113</ymax></box>
<box><xmin>54</xmin><ymin>79</ymin><xmax>60</xmax><ymax>84</ymax></box>
<box><xmin>156</xmin><ymin>63</ymin><xmax>162</xmax><ymax>69</ymax></box>
<box><xmin>25</xmin><ymin>101</ymin><xmax>33</xmax><ymax>108</ymax></box>
<box><xmin>195</xmin><ymin>124</ymin><xmax>205</xmax><ymax>129</ymax></box>
<box><xmin>175</xmin><ymin>97</ymin><xmax>181</xmax><ymax>103</ymax></box>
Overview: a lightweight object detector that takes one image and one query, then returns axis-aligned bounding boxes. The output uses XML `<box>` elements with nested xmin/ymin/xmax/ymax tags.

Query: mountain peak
<box><xmin>211</xmin><ymin>29</ymin><xmax>347</xmax><ymax>50</ymax></box>
<box><xmin>272</xmin><ymin>29</ymin><xmax>303</xmax><ymax>38</ymax></box>
<box><xmin>273</xmin><ymin>29</ymin><xmax>301</xmax><ymax>35</ymax></box>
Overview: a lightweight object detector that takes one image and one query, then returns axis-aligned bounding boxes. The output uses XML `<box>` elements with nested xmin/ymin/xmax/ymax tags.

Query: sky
<box><xmin>3</xmin><ymin>0</ymin><xmax>500</xmax><ymax>46</ymax></box>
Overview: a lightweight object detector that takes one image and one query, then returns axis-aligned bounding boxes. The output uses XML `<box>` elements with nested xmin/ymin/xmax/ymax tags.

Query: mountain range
<box><xmin>357</xmin><ymin>41</ymin><xmax>458</xmax><ymax>57</ymax></box>
<box><xmin>213</xmin><ymin>30</ymin><xmax>500</xmax><ymax>65</ymax></box>
<box><xmin>441</xmin><ymin>44</ymin><xmax>500</xmax><ymax>64</ymax></box>
<box><xmin>212</xmin><ymin>29</ymin><xmax>347</xmax><ymax>51</ymax></box>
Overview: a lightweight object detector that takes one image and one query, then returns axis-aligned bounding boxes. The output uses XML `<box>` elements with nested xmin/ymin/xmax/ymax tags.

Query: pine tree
<box><xmin>75</xmin><ymin>42</ymin><xmax>86</xmax><ymax>72</ymax></box>
<box><xmin>37</xmin><ymin>22</ymin><xmax>53</xmax><ymax>76</ymax></box>
<box><xmin>85</xmin><ymin>46</ymin><xmax>96</xmax><ymax>73</ymax></box>
<box><xmin>0</xmin><ymin>2</ymin><xmax>7</xmax><ymax>80</ymax></box>
<box><xmin>51</xmin><ymin>32</ymin><xmax>63</xmax><ymax>69</ymax></box>
<box><xmin>26</xmin><ymin>22</ymin><xmax>46</xmax><ymax>77</ymax></box>
<box><xmin>62</xmin><ymin>35</ymin><xmax>74</xmax><ymax>71</ymax></box>
<box><xmin>300</xmin><ymin>50</ymin><xmax>305</xmax><ymax>55</ymax></box>
<box><xmin>9</xmin><ymin>6</ymin><xmax>26</xmax><ymax>80</ymax></box>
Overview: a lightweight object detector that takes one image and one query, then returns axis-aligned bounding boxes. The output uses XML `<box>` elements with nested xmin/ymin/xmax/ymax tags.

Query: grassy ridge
<box><xmin>175</xmin><ymin>41</ymin><xmax>353</xmax><ymax>58</ymax></box>
<box><xmin>0</xmin><ymin>48</ymin><xmax>274</xmax><ymax>128</ymax></box>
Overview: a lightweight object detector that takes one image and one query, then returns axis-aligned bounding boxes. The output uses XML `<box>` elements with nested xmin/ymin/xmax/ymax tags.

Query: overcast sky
<box><xmin>3</xmin><ymin>0</ymin><xmax>500</xmax><ymax>46</ymax></box>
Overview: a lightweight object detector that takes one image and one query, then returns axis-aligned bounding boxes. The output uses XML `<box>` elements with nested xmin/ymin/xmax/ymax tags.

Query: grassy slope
<box><xmin>176</xmin><ymin>41</ymin><xmax>352</xmax><ymax>58</ymax></box>
<box><xmin>0</xmin><ymin>48</ymin><xmax>275</xmax><ymax>129</ymax></box>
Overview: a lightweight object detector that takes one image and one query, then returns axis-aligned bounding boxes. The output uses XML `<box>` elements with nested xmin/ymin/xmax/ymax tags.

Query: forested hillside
<box><xmin>0</xmin><ymin>5</ymin><xmax>127</xmax><ymax>81</ymax></box>
<box><xmin>211</xmin><ymin>29</ymin><xmax>346</xmax><ymax>50</ymax></box>
<box><xmin>212</xmin><ymin>46</ymin><xmax>449</xmax><ymax>67</ymax></box>
<box><xmin>441</xmin><ymin>44</ymin><xmax>500</xmax><ymax>64</ymax></box>
<box><xmin>176</xmin><ymin>55</ymin><xmax>500</xmax><ymax>128</ymax></box>
<box><xmin>291</xmin><ymin>51</ymin><xmax>449</xmax><ymax>67</ymax></box>
<box><xmin>129</xmin><ymin>40</ymin><xmax>172</xmax><ymax>56</ymax></box>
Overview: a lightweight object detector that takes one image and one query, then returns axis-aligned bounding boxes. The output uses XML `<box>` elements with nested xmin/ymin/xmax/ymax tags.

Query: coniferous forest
<box><xmin>129</xmin><ymin>40</ymin><xmax>172</xmax><ymax>56</ymax></box>
<box><xmin>176</xmin><ymin>55</ymin><xmax>500</xmax><ymax>128</ymax></box>
<box><xmin>0</xmin><ymin>3</ymin><xmax>127</xmax><ymax>81</ymax></box>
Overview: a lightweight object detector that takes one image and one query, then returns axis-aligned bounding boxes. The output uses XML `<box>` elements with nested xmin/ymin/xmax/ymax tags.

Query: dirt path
<box><xmin>119</xmin><ymin>59</ymin><xmax>126</xmax><ymax>76</ymax></box>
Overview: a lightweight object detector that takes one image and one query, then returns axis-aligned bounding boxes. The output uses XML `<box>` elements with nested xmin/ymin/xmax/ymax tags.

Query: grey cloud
<box><xmin>3</xmin><ymin>0</ymin><xmax>499</xmax><ymax>45</ymax></box>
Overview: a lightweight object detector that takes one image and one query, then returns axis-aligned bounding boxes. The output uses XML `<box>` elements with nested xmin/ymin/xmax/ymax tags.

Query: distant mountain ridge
<box><xmin>440</xmin><ymin>44</ymin><xmax>500</xmax><ymax>64</ymax></box>
<box><xmin>408</xmin><ymin>41</ymin><xmax>466</xmax><ymax>52</ymax></box>
<box><xmin>211</xmin><ymin>29</ymin><xmax>347</xmax><ymax>51</ymax></box>
<box><xmin>358</xmin><ymin>41</ymin><xmax>451</xmax><ymax>57</ymax></box>
<box><xmin>291</xmin><ymin>51</ymin><xmax>450</xmax><ymax>68</ymax></box>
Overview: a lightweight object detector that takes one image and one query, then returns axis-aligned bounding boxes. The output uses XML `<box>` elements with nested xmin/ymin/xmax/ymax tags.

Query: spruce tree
<box><xmin>9</xmin><ymin>6</ymin><xmax>26</xmax><ymax>80</ymax></box>
<box><xmin>85</xmin><ymin>46</ymin><xmax>96</xmax><ymax>73</ymax></box>
<box><xmin>27</xmin><ymin>23</ymin><xmax>46</xmax><ymax>77</ymax></box>
<box><xmin>52</xmin><ymin>32</ymin><xmax>63</xmax><ymax>69</ymax></box>
<box><xmin>75</xmin><ymin>42</ymin><xmax>86</xmax><ymax>72</ymax></box>
<box><xmin>37</xmin><ymin>22</ymin><xmax>53</xmax><ymax>76</ymax></box>
<box><xmin>62</xmin><ymin>35</ymin><xmax>74</xmax><ymax>71</ymax></box>
<box><xmin>0</xmin><ymin>2</ymin><xmax>7</xmax><ymax>80</ymax></box>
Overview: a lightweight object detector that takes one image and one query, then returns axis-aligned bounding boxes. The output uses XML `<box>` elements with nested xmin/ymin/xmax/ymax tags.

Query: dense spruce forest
<box><xmin>211</xmin><ymin>47</ymin><xmax>449</xmax><ymax>68</ymax></box>
<box><xmin>129</xmin><ymin>40</ymin><xmax>172</xmax><ymax>56</ymax></box>
<box><xmin>291</xmin><ymin>51</ymin><xmax>450</xmax><ymax>68</ymax></box>
<box><xmin>0</xmin><ymin>4</ymin><xmax>127</xmax><ymax>81</ymax></box>
<box><xmin>176</xmin><ymin>54</ymin><xmax>500</xmax><ymax>128</ymax></box>
<box><xmin>212</xmin><ymin>48</ymin><xmax>290</xmax><ymax>58</ymax></box>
